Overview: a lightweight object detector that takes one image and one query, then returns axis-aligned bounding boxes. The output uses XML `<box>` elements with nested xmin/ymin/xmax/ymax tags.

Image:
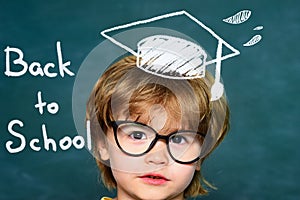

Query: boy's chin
<box><xmin>130</xmin><ymin>190</ymin><xmax>183</xmax><ymax>200</ymax></box>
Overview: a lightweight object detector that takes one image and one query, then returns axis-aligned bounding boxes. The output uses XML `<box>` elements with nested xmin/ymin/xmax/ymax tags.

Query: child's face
<box><xmin>99</xmin><ymin>104</ymin><xmax>199</xmax><ymax>200</ymax></box>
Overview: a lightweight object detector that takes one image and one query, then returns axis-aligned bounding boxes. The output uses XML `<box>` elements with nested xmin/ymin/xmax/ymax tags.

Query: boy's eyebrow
<box><xmin>132</xmin><ymin>114</ymin><xmax>153</xmax><ymax>125</ymax></box>
<box><xmin>133</xmin><ymin>115</ymin><xmax>141</xmax><ymax>122</ymax></box>
<box><xmin>123</xmin><ymin>114</ymin><xmax>142</xmax><ymax>123</ymax></box>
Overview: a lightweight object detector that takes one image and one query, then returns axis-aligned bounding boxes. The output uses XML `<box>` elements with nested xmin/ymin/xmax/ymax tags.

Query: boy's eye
<box><xmin>170</xmin><ymin>135</ymin><xmax>186</xmax><ymax>144</ymax></box>
<box><xmin>129</xmin><ymin>131</ymin><xmax>147</xmax><ymax>140</ymax></box>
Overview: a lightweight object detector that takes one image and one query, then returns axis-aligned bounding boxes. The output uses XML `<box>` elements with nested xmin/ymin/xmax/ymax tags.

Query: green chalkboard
<box><xmin>0</xmin><ymin>0</ymin><xmax>299</xmax><ymax>199</ymax></box>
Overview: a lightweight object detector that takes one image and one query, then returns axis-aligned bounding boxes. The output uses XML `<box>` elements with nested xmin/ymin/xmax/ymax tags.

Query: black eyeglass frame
<box><xmin>111</xmin><ymin>120</ymin><xmax>205</xmax><ymax>164</ymax></box>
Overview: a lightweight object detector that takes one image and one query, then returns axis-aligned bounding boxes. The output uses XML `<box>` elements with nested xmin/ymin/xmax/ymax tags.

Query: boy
<box><xmin>86</xmin><ymin>55</ymin><xmax>229</xmax><ymax>200</ymax></box>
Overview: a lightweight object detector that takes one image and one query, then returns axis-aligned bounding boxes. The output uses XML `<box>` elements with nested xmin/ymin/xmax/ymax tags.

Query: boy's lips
<box><xmin>138</xmin><ymin>173</ymin><xmax>170</xmax><ymax>185</ymax></box>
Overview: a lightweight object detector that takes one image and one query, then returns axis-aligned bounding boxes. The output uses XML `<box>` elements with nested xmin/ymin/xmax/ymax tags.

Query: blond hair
<box><xmin>86</xmin><ymin>56</ymin><xmax>230</xmax><ymax>197</ymax></box>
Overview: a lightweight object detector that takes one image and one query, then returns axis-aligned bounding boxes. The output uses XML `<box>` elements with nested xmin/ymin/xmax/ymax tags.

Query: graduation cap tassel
<box><xmin>210</xmin><ymin>41</ymin><xmax>224</xmax><ymax>101</ymax></box>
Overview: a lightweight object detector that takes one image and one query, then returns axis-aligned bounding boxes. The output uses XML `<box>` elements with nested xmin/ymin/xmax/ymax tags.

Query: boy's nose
<box><xmin>144</xmin><ymin>140</ymin><xmax>169</xmax><ymax>166</ymax></box>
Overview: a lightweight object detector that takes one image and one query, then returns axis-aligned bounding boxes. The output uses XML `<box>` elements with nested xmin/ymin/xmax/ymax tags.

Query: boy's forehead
<box><xmin>110</xmin><ymin>75</ymin><xmax>202</xmax><ymax>131</ymax></box>
<box><xmin>114</xmin><ymin>102</ymin><xmax>194</xmax><ymax>132</ymax></box>
<box><xmin>147</xmin><ymin>104</ymin><xmax>167</xmax><ymax>131</ymax></box>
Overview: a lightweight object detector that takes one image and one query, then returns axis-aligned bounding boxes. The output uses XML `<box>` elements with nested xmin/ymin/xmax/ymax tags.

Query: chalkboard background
<box><xmin>0</xmin><ymin>0</ymin><xmax>299</xmax><ymax>199</ymax></box>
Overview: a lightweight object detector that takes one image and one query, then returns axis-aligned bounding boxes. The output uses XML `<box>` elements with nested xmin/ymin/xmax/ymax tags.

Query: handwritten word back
<box><xmin>4</xmin><ymin>41</ymin><xmax>74</xmax><ymax>78</ymax></box>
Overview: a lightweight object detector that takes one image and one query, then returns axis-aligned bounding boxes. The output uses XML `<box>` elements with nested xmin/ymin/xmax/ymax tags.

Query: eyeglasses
<box><xmin>111</xmin><ymin>121</ymin><xmax>205</xmax><ymax>164</ymax></box>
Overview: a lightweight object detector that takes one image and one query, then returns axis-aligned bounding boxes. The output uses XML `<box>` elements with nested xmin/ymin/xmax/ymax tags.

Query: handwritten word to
<box><xmin>35</xmin><ymin>91</ymin><xmax>59</xmax><ymax>115</ymax></box>
<box><xmin>4</xmin><ymin>41</ymin><xmax>74</xmax><ymax>78</ymax></box>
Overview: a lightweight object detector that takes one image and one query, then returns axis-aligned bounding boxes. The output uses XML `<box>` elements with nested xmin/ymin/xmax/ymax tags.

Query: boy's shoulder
<box><xmin>101</xmin><ymin>197</ymin><xmax>112</xmax><ymax>200</ymax></box>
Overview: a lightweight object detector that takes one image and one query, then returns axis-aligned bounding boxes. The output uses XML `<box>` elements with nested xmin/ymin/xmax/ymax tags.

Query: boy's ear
<box><xmin>98</xmin><ymin>142</ymin><xmax>110</xmax><ymax>161</ymax></box>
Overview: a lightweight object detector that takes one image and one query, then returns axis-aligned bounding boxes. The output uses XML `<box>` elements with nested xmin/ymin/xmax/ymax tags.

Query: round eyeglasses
<box><xmin>111</xmin><ymin>121</ymin><xmax>205</xmax><ymax>164</ymax></box>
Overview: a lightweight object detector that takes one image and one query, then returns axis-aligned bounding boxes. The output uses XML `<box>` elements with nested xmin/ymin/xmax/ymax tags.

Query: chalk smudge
<box><xmin>243</xmin><ymin>34</ymin><xmax>262</xmax><ymax>47</ymax></box>
<box><xmin>223</xmin><ymin>10</ymin><xmax>252</xmax><ymax>24</ymax></box>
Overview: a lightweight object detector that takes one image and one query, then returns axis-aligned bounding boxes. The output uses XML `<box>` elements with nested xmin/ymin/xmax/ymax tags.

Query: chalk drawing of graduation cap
<box><xmin>101</xmin><ymin>10</ymin><xmax>240</xmax><ymax>101</ymax></box>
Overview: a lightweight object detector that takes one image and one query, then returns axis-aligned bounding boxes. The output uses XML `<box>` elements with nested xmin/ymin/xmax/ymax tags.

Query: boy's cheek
<box><xmin>108</xmin><ymin>144</ymin><xmax>148</xmax><ymax>173</ymax></box>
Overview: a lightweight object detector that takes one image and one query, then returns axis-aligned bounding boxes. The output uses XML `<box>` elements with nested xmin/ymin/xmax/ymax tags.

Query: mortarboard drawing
<box><xmin>101</xmin><ymin>10</ymin><xmax>240</xmax><ymax>101</ymax></box>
